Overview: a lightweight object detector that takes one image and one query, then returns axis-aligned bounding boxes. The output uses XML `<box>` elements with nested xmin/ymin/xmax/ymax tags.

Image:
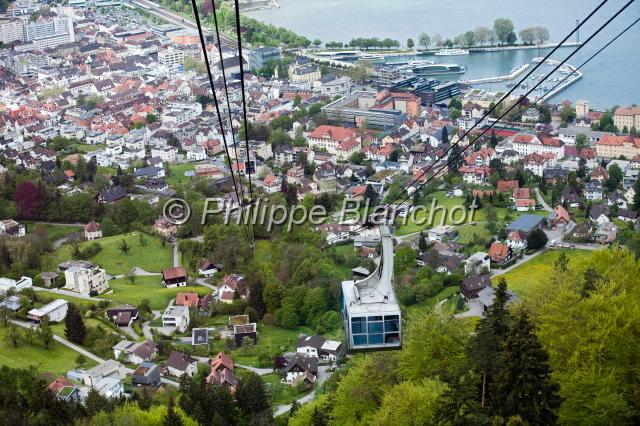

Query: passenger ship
<box><xmin>434</xmin><ymin>48</ymin><xmax>470</xmax><ymax>56</ymax></box>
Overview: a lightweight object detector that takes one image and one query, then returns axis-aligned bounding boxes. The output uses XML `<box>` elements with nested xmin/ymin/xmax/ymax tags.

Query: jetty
<box><xmin>460</xmin><ymin>64</ymin><xmax>530</xmax><ymax>84</ymax></box>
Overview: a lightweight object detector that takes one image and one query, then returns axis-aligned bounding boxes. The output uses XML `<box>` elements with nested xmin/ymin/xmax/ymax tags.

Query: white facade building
<box><xmin>27</xmin><ymin>299</ymin><xmax>68</xmax><ymax>323</ymax></box>
<box><xmin>0</xmin><ymin>276</ymin><xmax>32</xmax><ymax>293</ymax></box>
<box><xmin>162</xmin><ymin>305</ymin><xmax>190</xmax><ymax>333</ymax></box>
<box><xmin>63</xmin><ymin>261</ymin><xmax>108</xmax><ymax>295</ymax></box>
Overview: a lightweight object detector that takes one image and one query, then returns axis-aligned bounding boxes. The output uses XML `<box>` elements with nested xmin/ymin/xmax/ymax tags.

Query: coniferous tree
<box><xmin>493</xmin><ymin>309</ymin><xmax>562</xmax><ymax>425</ymax></box>
<box><xmin>418</xmin><ymin>231</ymin><xmax>428</xmax><ymax>253</ymax></box>
<box><xmin>633</xmin><ymin>176</ymin><xmax>640</xmax><ymax>211</ymax></box>
<box><xmin>466</xmin><ymin>277</ymin><xmax>511</xmax><ymax>408</ymax></box>
<box><xmin>64</xmin><ymin>303</ymin><xmax>86</xmax><ymax>344</ymax></box>
<box><xmin>235</xmin><ymin>372</ymin><xmax>270</xmax><ymax>416</ymax></box>
<box><xmin>163</xmin><ymin>397</ymin><xmax>183</xmax><ymax>426</ymax></box>
<box><xmin>85</xmin><ymin>388</ymin><xmax>110</xmax><ymax>416</ymax></box>
<box><xmin>364</xmin><ymin>184</ymin><xmax>378</xmax><ymax>206</ymax></box>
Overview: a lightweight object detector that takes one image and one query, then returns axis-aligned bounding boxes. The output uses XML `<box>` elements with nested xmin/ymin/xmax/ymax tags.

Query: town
<box><xmin>0</xmin><ymin>0</ymin><xmax>639</xmax><ymax>425</ymax></box>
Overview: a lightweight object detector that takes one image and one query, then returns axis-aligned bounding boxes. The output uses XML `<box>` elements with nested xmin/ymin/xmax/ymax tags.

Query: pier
<box><xmin>460</xmin><ymin>64</ymin><xmax>530</xmax><ymax>84</ymax></box>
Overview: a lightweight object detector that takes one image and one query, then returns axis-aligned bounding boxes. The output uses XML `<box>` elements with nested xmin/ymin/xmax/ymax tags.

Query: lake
<box><xmin>246</xmin><ymin>0</ymin><xmax>640</xmax><ymax>109</ymax></box>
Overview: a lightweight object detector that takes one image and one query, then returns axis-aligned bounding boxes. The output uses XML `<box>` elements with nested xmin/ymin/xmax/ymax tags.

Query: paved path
<box><xmin>172</xmin><ymin>243</ymin><xmax>180</xmax><ymax>267</ymax></box>
<box><xmin>10</xmin><ymin>319</ymin><xmax>179</xmax><ymax>387</ymax></box>
<box><xmin>32</xmin><ymin>286</ymin><xmax>110</xmax><ymax>302</ymax></box>
<box><xmin>141</xmin><ymin>311</ymin><xmax>162</xmax><ymax>339</ymax></box>
<box><xmin>535</xmin><ymin>188</ymin><xmax>553</xmax><ymax>212</ymax></box>
<box><xmin>111</xmin><ymin>267</ymin><xmax>161</xmax><ymax>280</ymax></box>
<box><xmin>195</xmin><ymin>277</ymin><xmax>218</xmax><ymax>291</ymax></box>
<box><xmin>491</xmin><ymin>249</ymin><xmax>547</xmax><ymax>277</ymax></box>
<box><xmin>10</xmin><ymin>319</ymin><xmax>106</xmax><ymax>364</ymax></box>
<box><xmin>52</xmin><ymin>237</ymin><xmax>69</xmax><ymax>250</ymax></box>
<box><xmin>273</xmin><ymin>366</ymin><xmax>333</xmax><ymax>417</ymax></box>
<box><xmin>236</xmin><ymin>364</ymin><xmax>273</xmax><ymax>376</ymax></box>
<box><xmin>120</xmin><ymin>326</ymin><xmax>140</xmax><ymax>340</ymax></box>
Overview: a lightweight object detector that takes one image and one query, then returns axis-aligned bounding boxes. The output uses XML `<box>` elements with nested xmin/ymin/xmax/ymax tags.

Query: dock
<box><xmin>460</xmin><ymin>64</ymin><xmax>530</xmax><ymax>84</ymax></box>
<box><xmin>539</xmin><ymin>60</ymin><xmax>582</xmax><ymax>102</ymax></box>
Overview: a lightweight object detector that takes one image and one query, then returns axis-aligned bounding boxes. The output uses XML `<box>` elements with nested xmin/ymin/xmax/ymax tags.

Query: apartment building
<box><xmin>509</xmin><ymin>133</ymin><xmax>564</xmax><ymax>158</ymax></box>
<box><xmin>306</xmin><ymin>125</ymin><xmax>362</xmax><ymax>156</ymax></box>
<box><xmin>596</xmin><ymin>134</ymin><xmax>640</xmax><ymax>159</ymax></box>
<box><xmin>21</xmin><ymin>13</ymin><xmax>75</xmax><ymax>51</ymax></box>
<box><xmin>0</xmin><ymin>19</ymin><xmax>25</xmax><ymax>44</ymax></box>
<box><xmin>158</xmin><ymin>48</ymin><xmax>185</xmax><ymax>71</ymax></box>
<box><xmin>60</xmin><ymin>260</ymin><xmax>108</xmax><ymax>295</ymax></box>
<box><xmin>248</xmin><ymin>46</ymin><xmax>280</xmax><ymax>70</ymax></box>
<box><xmin>613</xmin><ymin>107</ymin><xmax>640</xmax><ymax>130</ymax></box>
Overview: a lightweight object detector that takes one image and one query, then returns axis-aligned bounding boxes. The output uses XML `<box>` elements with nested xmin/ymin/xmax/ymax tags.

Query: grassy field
<box><xmin>35</xmin><ymin>291</ymin><xmax>98</xmax><ymax>310</ymax></box>
<box><xmin>229</xmin><ymin>324</ymin><xmax>314</xmax><ymax>367</ymax></box>
<box><xmin>404</xmin><ymin>285</ymin><xmax>460</xmax><ymax>315</ymax></box>
<box><xmin>0</xmin><ymin>326</ymin><xmax>96</xmax><ymax>375</ymax></box>
<box><xmin>42</xmin><ymin>232</ymin><xmax>172</xmax><ymax>276</ymax></box>
<box><xmin>167</xmin><ymin>163</ymin><xmax>197</xmax><ymax>188</ymax></box>
<box><xmin>395</xmin><ymin>192</ymin><xmax>521</xmax><ymax>236</ymax></box>
<box><xmin>456</xmin><ymin>223</ymin><xmax>491</xmax><ymax>244</ymax></box>
<box><xmin>69</xmin><ymin>144</ymin><xmax>106</xmax><ymax>153</ymax></box>
<box><xmin>262</xmin><ymin>373</ymin><xmax>310</xmax><ymax>405</ymax></box>
<box><xmin>495</xmin><ymin>249</ymin><xmax>592</xmax><ymax>299</ymax></box>
<box><xmin>24</xmin><ymin>222</ymin><xmax>83</xmax><ymax>244</ymax></box>
<box><xmin>100</xmin><ymin>275</ymin><xmax>212</xmax><ymax>310</ymax></box>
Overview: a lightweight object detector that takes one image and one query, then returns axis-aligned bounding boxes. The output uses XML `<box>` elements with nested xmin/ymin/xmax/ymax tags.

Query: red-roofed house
<box><xmin>262</xmin><ymin>174</ymin><xmax>281</xmax><ymax>194</ymax></box>
<box><xmin>162</xmin><ymin>267</ymin><xmax>187</xmax><ymax>288</ymax></box>
<box><xmin>84</xmin><ymin>222</ymin><xmax>102</xmax><ymax>240</ymax></box>
<box><xmin>506</xmin><ymin>230</ymin><xmax>528</xmax><ymax>250</ymax></box>
<box><xmin>175</xmin><ymin>292</ymin><xmax>199</xmax><ymax>308</ymax></box>
<box><xmin>549</xmin><ymin>205</ymin><xmax>571</xmax><ymax>230</ymax></box>
<box><xmin>488</xmin><ymin>241</ymin><xmax>513</xmax><ymax>265</ymax></box>
<box><xmin>596</xmin><ymin>134</ymin><xmax>640</xmax><ymax>159</ymax></box>
<box><xmin>218</xmin><ymin>274</ymin><xmax>247</xmax><ymax>304</ymax></box>
<box><xmin>306</xmin><ymin>126</ymin><xmax>361</xmax><ymax>158</ymax></box>
<box><xmin>511</xmin><ymin>133</ymin><xmax>564</xmax><ymax>157</ymax></box>
<box><xmin>497</xmin><ymin>180</ymin><xmax>519</xmax><ymax>193</ymax></box>
<box><xmin>458</xmin><ymin>165</ymin><xmax>491</xmax><ymax>184</ymax></box>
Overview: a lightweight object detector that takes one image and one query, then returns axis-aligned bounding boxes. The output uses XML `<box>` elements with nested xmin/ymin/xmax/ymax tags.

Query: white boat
<box><xmin>434</xmin><ymin>48</ymin><xmax>470</xmax><ymax>56</ymax></box>
<box><xmin>360</xmin><ymin>53</ymin><xmax>384</xmax><ymax>60</ymax></box>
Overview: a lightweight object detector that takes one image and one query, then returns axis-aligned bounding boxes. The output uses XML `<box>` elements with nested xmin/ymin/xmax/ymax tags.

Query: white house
<box><xmin>463</xmin><ymin>252</ymin><xmax>490</xmax><ymax>276</ymax></box>
<box><xmin>0</xmin><ymin>219</ymin><xmax>25</xmax><ymax>237</ymax></box>
<box><xmin>83</xmin><ymin>359</ymin><xmax>127</xmax><ymax>388</ymax></box>
<box><xmin>162</xmin><ymin>305</ymin><xmax>190</xmax><ymax>333</ymax></box>
<box><xmin>27</xmin><ymin>299</ymin><xmax>68</xmax><ymax>323</ymax></box>
<box><xmin>428</xmin><ymin>225</ymin><xmax>458</xmax><ymax>242</ymax></box>
<box><xmin>0</xmin><ymin>276</ymin><xmax>32</xmax><ymax>293</ymax></box>
<box><xmin>150</xmin><ymin>146</ymin><xmax>178</xmax><ymax>163</ymax></box>
<box><xmin>296</xmin><ymin>335</ymin><xmax>344</xmax><ymax>362</ymax></box>
<box><xmin>506</xmin><ymin>230</ymin><xmax>528</xmax><ymax>250</ymax></box>
<box><xmin>83</xmin><ymin>222</ymin><xmax>102</xmax><ymax>240</ymax></box>
<box><xmin>166</xmin><ymin>350</ymin><xmax>198</xmax><ymax>377</ymax></box>
<box><xmin>93</xmin><ymin>377</ymin><xmax>124</xmax><ymax>399</ymax></box>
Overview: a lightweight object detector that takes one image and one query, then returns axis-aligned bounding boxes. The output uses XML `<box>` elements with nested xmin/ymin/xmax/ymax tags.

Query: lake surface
<box><xmin>246</xmin><ymin>0</ymin><xmax>640</xmax><ymax>109</ymax></box>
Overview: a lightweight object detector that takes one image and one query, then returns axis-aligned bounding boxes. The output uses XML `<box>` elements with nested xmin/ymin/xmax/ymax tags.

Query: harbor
<box><xmin>461</xmin><ymin>63</ymin><xmax>530</xmax><ymax>84</ymax></box>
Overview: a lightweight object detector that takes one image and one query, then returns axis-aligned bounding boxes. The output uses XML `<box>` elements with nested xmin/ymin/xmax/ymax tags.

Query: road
<box><xmin>535</xmin><ymin>188</ymin><xmax>553</xmax><ymax>212</ymax></box>
<box><xmin>32</xmin><ymin>286</ymin><xmax>110</xmax><ymax>302</ymax></box>
<box><xmin>172</xmin><ymin>243</ymin><xmax>180</xmax><ymax>267</ymax></box>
